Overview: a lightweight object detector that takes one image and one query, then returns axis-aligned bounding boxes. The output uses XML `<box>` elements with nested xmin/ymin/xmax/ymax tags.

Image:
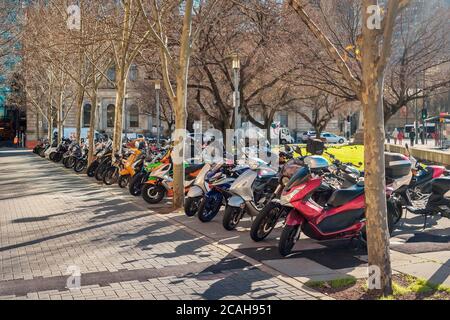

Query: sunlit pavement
<box><xmin>0</xmin><ymin>149</ymin><xmax>448</xmax><ymax>300</ymax></box>
<box><xmin>0</xmin><ymin>149</ymin><xmax>321</xmax><ymax>300</ymax></box>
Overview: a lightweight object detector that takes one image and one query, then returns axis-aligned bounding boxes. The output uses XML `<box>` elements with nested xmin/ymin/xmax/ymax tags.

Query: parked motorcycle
<box><xmin>142</xmin><ymin>162</ymin><xmax>205</xmax><ymax>204</ymax></box>
<box><xmin>184</xmin><ymin>163</ymin><xmax>213</xmax><ymax>216</ymax></box>
<box><xmin>86</xmin><ymin>140</ymin><xmax>111</xmax><ymax>177</ymax></box>
<box><xmin>197</xmin><ymin>164</ymin><xmax>250</xmax><ymax>222</ymax></box>
<box><xmin>222</xmin><ymin>164</ymin><xmax>279</xmax><ymax>231</ymax></box>
<box><xmin>73</xmin><ymin>144</ymin><xmax>89</xmax><ymax>173</ymax></box>
<box><xmin>277</xmin><ymin>155</ymin><xmax>411</xmax><ymax>256</ymax></box>
<box><xmin>128</xmin><ymin>147</ymin><xmax>172</xmax><ymax>196</ymax></box>
<box><xmin>406</xmin><ymin>177</ymin><xmax>450</xmax><ymax>226</ymax></box>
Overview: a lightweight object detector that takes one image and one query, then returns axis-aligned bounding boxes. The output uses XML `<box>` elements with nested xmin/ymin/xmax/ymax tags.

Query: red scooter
<box><xmin>278</xmin><ymin>155</ymin><xmax>411</xmax><ymax>256</ymax></box>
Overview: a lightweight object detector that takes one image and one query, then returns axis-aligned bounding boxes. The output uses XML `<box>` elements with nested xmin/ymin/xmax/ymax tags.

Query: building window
<box><xmin>83</xmin><ymin>104</ymin><xmax>92</xmax><ymax>127</ymax></box>
<box><xmin>279</xmin><ymin>111</ymin><xmax>288</xmax><ymax>127</ymax></box>
<box><xmin>129</xmin><ymin>65</ymin><xmax>138</xmax><ymax>81</ymax></box>
<box><xmin>107</xmin><ymin>104</ymin><xmax>115</xmax><ymax>128</ymax></box>
<box><xmin>129</xmin><ymin>105</ymin><xmax>139</xmax><ymax>128</ymax></box>
<box><xmin>107</xmin><ymin>67</ymin><xmax>116</xmax><ymax>82</ymax></box>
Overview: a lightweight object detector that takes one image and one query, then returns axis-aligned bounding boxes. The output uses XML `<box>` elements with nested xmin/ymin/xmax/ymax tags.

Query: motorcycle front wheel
<box><xmin>65</xmin><ymin>156</ymin><xmax>76</xmax><ymax>169</ymax></box>
<box><xmin>184</xmin><ymin>196</ymin><xmax>202</xmax><ymax>217</ymax></box>
<box><xmin>103</xmin><ymin>167</ymin><xmax>119</xmax><ymax>185</ymax></box>
<box><xmin>250</xmin><ymin>202</ymin><xmax>282</xmax><ymax>242</ymax></box>
<box><xmin>279</xmin><ymin>224</ymin><xmax>301</xmax><ymax>257</ymax></box>
<box><xmin>118</xmin><ymin>175</ymin><xmax>130</xmax><ymax>188</ymax></box>
<box><xmin>95</xmin><ymin>160</ymin><xmax>110</xmax><ymax>181</ymax></box>
<box><xmin>198</xmin><ymin>196</ymin><xmax>222</xmax><ymax>223</ymax></box>
<box><xmin>87</xmin><ymin>160</ymin><xmax>99</xmax><ymax>177</ymax></box>
<box><xmin>128</xmin><ymin>172</ymin><xmax>147</xmax><ymax>196</ymax></box>
<box><xmin>142</xmin><ymin>184</ymin><xmax>166</xmax><ymax>204</ymax></box>
<box><xmin>74</xmin><ymin>159</ymin><xmax>87</xmax><ymax>173</ymax></box>
<box><xmin>222</xmin><ymin>206</ymin><xmax>243</xmax><ymax>231</ymax></box>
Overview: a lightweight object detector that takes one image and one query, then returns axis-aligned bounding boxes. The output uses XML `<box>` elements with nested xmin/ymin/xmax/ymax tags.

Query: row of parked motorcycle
<box><xmin>33</xmin><ymin>136</ymin><xmax>450</xmax><ymax>257</ymax></box>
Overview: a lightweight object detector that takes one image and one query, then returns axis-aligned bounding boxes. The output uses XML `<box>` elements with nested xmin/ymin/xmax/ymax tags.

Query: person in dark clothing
<box><xmin>409</xmin><ymin>129</ymin><xmax>416</xmax><ymax>147</ymax></box>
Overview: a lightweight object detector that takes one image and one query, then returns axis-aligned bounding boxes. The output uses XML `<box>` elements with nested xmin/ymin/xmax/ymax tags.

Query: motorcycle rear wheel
<box><xmin>142</xmin><ymin>184</ymin><xmax>166</xmax><ymax>204</ymax></box>
<box><xmin>279</xmin><ymin>224</ymin><xmax>301</xmax><ymax>257</ymax></box>
<box><xmin>250</xmin><ymin>202</ymin><xmax>282</xmax><ymax>242</ymax></box>
<box><xmin>222</xmin><ymin>206</ymin><xmax>243</xmax><ymax>231</ymax></box>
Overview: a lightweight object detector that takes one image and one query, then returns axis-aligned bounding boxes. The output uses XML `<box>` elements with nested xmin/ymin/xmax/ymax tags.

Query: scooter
<box><xmin>141</xmin><ymin>162</ymin><xmax>205</xmax><ymax>204</ymax></box>
<box><xmin>116</xmin><ymin>141</ymin><xmax>146</xmax><ymax>188</ymax></box>
<box><xmin>277</xmin><ymin>155</ymin><xmax>411</xmax><ymax>256</ymax></box>
<box><xmin>73</xmin><ymin>144</ymin><xmax>89</xmax><ymax>173</ymax></box>
<box><xmin>184</xmin><ymin>163</ymin><xmax>213</xmax><ymax>216</ymax></box>
<box><xmin>390</xmin><ymin>145</ymin><xmax>449</xmax><ymax>224</ymax></box>
<box><xmin>406</xmin><ymin>177</ymin><xmax>450</xmax><ymax>228</ymax></box>
<box><xmin>128</xmin><ymin>147</ymin><xmax>172</xmax><ymax>196</ymax></box>
<box><xmin>197</xmin><ymin>164</ymin><xmax>250</xmax><ymax>223</ymax></box>
<box><xmin>86</xmin><ymin>140</ymin><xmax>111</xmax><ymax>177</ymax></box>
<box><xmin>223</xmin><ymin>165</ymin><xmax>279</xmax><ymax>231</ymax></box>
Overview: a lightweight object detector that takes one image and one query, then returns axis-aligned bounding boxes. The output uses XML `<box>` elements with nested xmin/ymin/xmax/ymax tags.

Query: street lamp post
<box><xmin>232</xmin><ymin>55</ymin><xmax>241</xmax><ymax>132</ymax></box>
<box><xmin>155</xmin><ymin>81</ymin><xmax>161</xmax><ymax>148</ymax></box>
<box><xmin>232</xmin><ymin>54</ymin><xmax>240</xmax><ymax>163</ymax></box>
<box><xmin>415</xmin><ymin>77</ymin><xmax>419</xmax><ymax>145</ymax></box>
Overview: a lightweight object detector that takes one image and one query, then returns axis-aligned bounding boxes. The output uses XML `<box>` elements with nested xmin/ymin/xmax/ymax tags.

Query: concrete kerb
<box><xmin>33</xmin><ymin>154</ymin><xmax>332</xmax><ymax>300</ymax></box>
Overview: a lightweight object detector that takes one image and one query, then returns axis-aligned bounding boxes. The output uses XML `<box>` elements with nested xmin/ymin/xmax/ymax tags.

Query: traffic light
<box><xmin>421</xmin><ymin>109</ymin><xmax>428</xmax><ymax>120</ymax></box>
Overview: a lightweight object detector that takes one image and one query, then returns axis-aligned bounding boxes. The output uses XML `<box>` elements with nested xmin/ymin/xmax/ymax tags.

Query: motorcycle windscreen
<box><xmin>284</xmin><ymin>167</ymin><xmax>310</xmax><ymax>192</ymax></box>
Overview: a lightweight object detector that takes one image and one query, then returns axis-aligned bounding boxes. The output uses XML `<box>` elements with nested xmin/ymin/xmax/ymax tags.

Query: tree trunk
<box><xmin>75</xmin><ymin>87</ymin><xmax>85</xmax><ymax>143</ymax></box>
<box><xmin>362</xmin><ymin>0</ymin><xmax>393</xmax><ymax>296</ymax></box>
<box><xmin>88</xmin><ymin>89</ymin><xmax>98</xmax><ymax>165</ymax></box>
<box><xmin>36</xmin><ymin>111</ymin><xmax>40</xmax><ymax>140</ymax></box>
<box><xmin>172</xmin><ymin>0</ymin><xmax>194</xmax><ymax>209</ymax></box>
<box><xmin>112</xmin><ymin>77</ymin><xmax>126</xmax><ymax>155</ymax></box>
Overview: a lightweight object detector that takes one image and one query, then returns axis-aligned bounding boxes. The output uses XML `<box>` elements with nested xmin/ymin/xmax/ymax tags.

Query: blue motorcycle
<box><xmin>197</xmin><ymin>165</ymin><xmax>249</xmax><ymax>223</ymax></box>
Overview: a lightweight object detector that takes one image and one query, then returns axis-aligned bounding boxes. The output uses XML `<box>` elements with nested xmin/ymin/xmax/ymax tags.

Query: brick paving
<box><xmin>0</xmin><ymin>149</ymin><xmax>319</xmax><ymax>300</ymax></box>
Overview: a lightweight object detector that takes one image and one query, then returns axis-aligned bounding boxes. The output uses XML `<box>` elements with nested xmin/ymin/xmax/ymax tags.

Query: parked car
<box><xmin>321</xmin><ymin>132</ymin><xmax>346</xmax><ymax>144</ymax></box>
<box><xmin>301</xmin><ymin>131</ymin><xmax>317</xmax><ymax>142</ymax></box>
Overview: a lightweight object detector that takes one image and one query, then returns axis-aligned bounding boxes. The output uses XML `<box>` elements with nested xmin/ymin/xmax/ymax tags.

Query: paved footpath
<box><xmin>1</xmin><ymin>149</ymin><xmax>449</xmax><ymax>300</ymax></box>
<box><xmin>0</xmin><ymin>149</ymin><xmax>323</xmax><ymax>300</ymax></box>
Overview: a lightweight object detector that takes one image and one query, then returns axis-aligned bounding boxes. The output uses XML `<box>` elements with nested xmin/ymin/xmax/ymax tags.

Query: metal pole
<box><xmin>233</xmin><ymin>66</ymin><xmax>240</xmax><ymax>132</ymax></box>
<box><xmin>233</xmin><ymin>56</ymin><xmax>240</xmax><ymax>163</ymax></box>
<box><xmin>155</xmin><ymin>82</ymin><xmax>161</xmax><ymax>148</ymax></box>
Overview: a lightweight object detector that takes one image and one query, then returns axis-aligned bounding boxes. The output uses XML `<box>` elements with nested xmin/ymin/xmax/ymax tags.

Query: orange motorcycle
<box><xmin>142</xmin><ymin>162</ymin><xmax>205</xmax><ymax>204</ymax></box>
<box><xmin>117</xmin><ymin>141</ymin><xmax>146</xmax><ymax>188</ymax></box>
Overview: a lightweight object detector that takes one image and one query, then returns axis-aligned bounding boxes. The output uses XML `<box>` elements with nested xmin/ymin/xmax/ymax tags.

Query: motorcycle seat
<box><xmin>327</xmin><ymin>185</ymin><xmax>364</xmax><ymax>207</ymax></box>
<box><xmin>185</xmin><ymin>164</ymin><xmax>205</xmax><ymax>176</ymax></box>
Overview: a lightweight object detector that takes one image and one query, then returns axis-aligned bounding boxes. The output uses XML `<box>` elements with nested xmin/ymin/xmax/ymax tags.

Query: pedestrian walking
<box><xmin>13</xmin><ymin>135</ymin><xmax>19</xmax><ymax>148</ymax></box>
<box><xmin>398</xmin><ymin>130</ymin><xmax>404</xmax><ymax>145</ymax></box>
<box><xmin>434</xmin><ymin>131</ymin><xmax>440</xmax><ymax>147</ymax></box>
<box><xmin>409</xmin><ymin>129</ymin><xmax>416</xmax><ymax>147</ymax></box>
<box><xmin>392</xmin><ymin>128</ymin><xmax>399</xmax><ymax>145</ymax></box>
<box><xmin>386</xmin><ymin>131</ymin><xmax>391</xmax><ymax>144</ymax></box>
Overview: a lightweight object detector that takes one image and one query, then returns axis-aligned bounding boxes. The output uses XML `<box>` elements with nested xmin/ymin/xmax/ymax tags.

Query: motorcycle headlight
<box><xmin>280</xmin><ymin>186</ymin><xmax>304</xmax><ymax>206</ymax></box>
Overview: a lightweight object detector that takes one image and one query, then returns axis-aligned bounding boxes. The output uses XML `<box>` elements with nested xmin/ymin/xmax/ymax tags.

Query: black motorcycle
<box><xmin>407</xmin><ymin>177</ymin><xmax>450</xmax><ymax>227</ymax></box>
